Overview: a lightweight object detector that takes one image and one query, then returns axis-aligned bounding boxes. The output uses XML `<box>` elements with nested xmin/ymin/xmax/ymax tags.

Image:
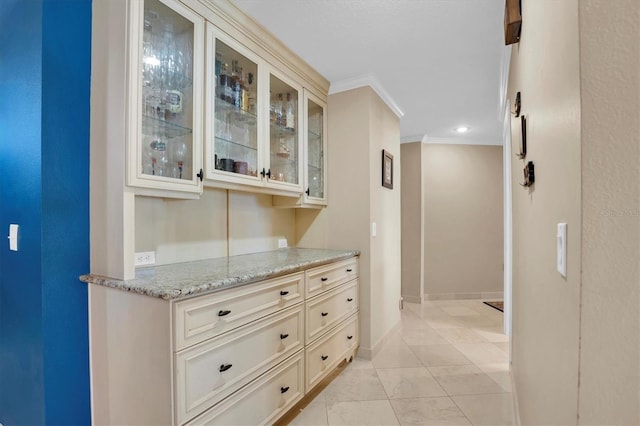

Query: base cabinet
<box><xmin>89</xmin><ymin>256</ymin><xmax>359</xmax><ymax>425</ymax></box>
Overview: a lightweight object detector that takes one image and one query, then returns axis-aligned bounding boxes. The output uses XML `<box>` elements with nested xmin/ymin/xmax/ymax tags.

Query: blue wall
<box><xmin>0</xmin><ymin>0</ymin><xmax>91</xmax><ymax>424</ymax></box>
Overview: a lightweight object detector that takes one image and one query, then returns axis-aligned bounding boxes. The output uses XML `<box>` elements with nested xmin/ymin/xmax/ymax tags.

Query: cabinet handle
<box><xmin>219</xmin><ymin>364</ymin><xmax>232</xmax><ymax>372</ymax></box>
<box><xmin>321</xmin><ymin>355</ymin><xmax>328</xmax><ymax>361</ymax></box>
<box><xmin>218</xmin><ymin>310</ymin><xmax>231</xmax><ymax>317</ymax></box>
<box><xmin>347</xmin><ymin>335</ymin><xmax>353</xmax><ymax>340</ymax></box>
<box><xmin>197</xmin><ymin>169</ymin><xmax>204</xmax><ymax>181</ymax></box>
<box><xmin>347</xmin><ymin>298</ymin><xmax>353</xmax><ymax>302</ymax></box>
<box><xmin>280</xmin><ymin>386</ymin><xmax>290</xmax><ymax>394</ymax></box>
<box><xmin>280</xmin><ymin>290</ymin><xmax>289</xmax><ymax>296</ymax></box>
<box><xmin>280</xmin><ymin>333</ymin><xmax>289</xmax><ymax>339</ymax></box>
<box><xmin>321</xmin><ymin>312</ymin><xmax>328</xmax><ymax>317</ymax></box>
<box><xmin>305</xmin><ymin>187</ymin><xmax>310</xmax><ymax>196</ymax></box>
<box><xmin>320</xmin><ymin>277</ymin><xmax>328</xmax><ymax>282</ymax></box>
<box><xmin>346</xmin><ymin>268</ymin><xmax>353</xmax><ymax>272</ymax></box>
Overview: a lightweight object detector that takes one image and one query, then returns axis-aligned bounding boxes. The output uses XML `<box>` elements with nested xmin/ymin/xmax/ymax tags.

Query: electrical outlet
<box><xmin>278</xmin><ymin>238</ymin><xmax>288</xmax><ymax>248</ymax></box>
<box><xmin>134</xmin><ymin>251</ymin><xmax>156</xmax><ymax>266</ymax></box>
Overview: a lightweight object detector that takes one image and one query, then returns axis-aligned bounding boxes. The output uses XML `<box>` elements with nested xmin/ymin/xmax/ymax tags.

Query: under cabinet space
<box><xmin>174</xmin><ymin>304</ymin><xmax>304</xmax><ymax>425</ymax></box>
<box><xmin>186</xmin><ymin>351</ymin><xmax>305</xmax><ymax>426</ymax></box>
<box><xmin>174</xmin><ymin>272</ymin><xmax>304</xmax><ymax>350</ymax></box>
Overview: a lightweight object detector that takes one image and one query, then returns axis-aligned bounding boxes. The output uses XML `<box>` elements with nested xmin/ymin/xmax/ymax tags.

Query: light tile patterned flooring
<box><xmin>289</xmin><ymin>300</ymin><xmax>516</xmax><ymax>426</ymax></box>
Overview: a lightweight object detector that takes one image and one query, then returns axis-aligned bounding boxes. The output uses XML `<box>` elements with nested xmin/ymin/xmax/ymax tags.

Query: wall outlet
<box><xmin>399</xmin><ymin>297</ymin><xmax>404</xmax><ymax>310</ymax></box>
<box><xmin>134</xmin><ymin>251</ymin><xmax>156</xmax><ymax>267</ymax></box>
<box><xmin>278</xmin><ymin>238</ymin><xmax>288</xmax><ymax>248</ymax></box>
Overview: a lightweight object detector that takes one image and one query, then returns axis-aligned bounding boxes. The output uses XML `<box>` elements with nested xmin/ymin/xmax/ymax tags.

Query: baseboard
<box><xmin>401</xmin><ymin>294</ymin><xmax>422</xmax><ymax>304</ymax></box>
<box><xmin>510</xmin><ymin>364</ymin><xmax>522</xmax><ymax>425</ymax></box>
<box><xmin>424</xmin><ymin>291</ymin><xmax>504</xmax><ymax>301</ymax></box>
<box><xmin>357</xmin><ymin>319</ymin><xmax>402</xmax><ymax>360</ymax></box>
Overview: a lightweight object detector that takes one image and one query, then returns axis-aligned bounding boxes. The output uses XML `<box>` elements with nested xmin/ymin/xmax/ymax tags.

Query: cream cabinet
<box><xmin>88</xmin><ymin>256</ymin><xmax>358</xmax><ymax>425</ymax></box>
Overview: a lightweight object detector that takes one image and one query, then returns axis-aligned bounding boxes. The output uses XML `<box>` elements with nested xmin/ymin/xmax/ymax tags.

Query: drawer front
<box><xmin>305</xmin><ymin>258</ymin><xmax>358</xmax><ymax>298</ymax></box>
<box><xmin>186</xmin><ymin>351</ymin><xmax>305</xmax><ymax>426</ymax></box>
<box><xmin>305</xmin><ymin>313</ymin><xmax>358</xmax><ymax>392</ymax></box>
<box><xmin>174</xmin><ymin>272</ymin><xmax>304</xmax><ymax>350</ymax></box>
<box><xmin>175</xmin><ymin>305</ymin><xmax>304</xmax><ymax>425</ymax></box>
<box><xmin>306</xmin><ymin>280</ymin><xmax>358</xmax><ymax>341</ymax></box>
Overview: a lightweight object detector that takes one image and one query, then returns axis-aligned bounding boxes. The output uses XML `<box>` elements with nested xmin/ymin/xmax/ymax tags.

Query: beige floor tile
<box><xmin>472</xmin><ymin>327</ymin><xmax>509</xmax><ymax>343</ymax></box>
<box><xmin>428</xmin><ymin>365</ymin><xmax>506</xmax><ymax>396</ymax></box>
<box><xmin>424</xmin><ymin>315</ymin><xmax>464</xmax><ymax>329</ymax></box>
<box><xmin>373</xmin><ymin>341</ymin><xmax>423</xmax><ymax>368</ymax></box>
<box><xmin>390</xmin><ymin>397</ymin><xmax>471</xmax><ymax>426</ymax></box>
<box><xmin>401</xmin><ymin>328</ymin><xmax>449</xmax><ymax>346</ymax></box>
<box><xmin>492</xmin><ymin>342</ymin><xmax>510</xmax><ymax>354</ymax></box>
<box><xmin>453</xmin><ymin>343</ymin><xmax>509</xmax><ymax>365</ymax></box>
<box><xmin>376</xmin><ymin>367</ymin><xmax>446</xmax><ymax>399</ymax></box>
<box><xmin>454</xmin><ymin>315</ymin><xmax>502</xmax><ymax>328</ymax></box>
<box><xmin>452</xmin><ymin>393</ymin><xmax>516</xmax><ymax>425</ymax></box>
<box><xmin>401</xmin><ymin>313</ymin><xmax>431</xmax><ymax>330</ymax></box>
<box><xmin>290</xmin><ymin>391</ymin><xmax>328</xmax><ymax>425</ymax></box>
<box><xmin>326</xmin><ymin>400</ymin><xmax>399</xmax><ymax>426</ymax></box>
<box><xmin>476</xmin><ymin>363</ymin><xmax>513</xmax><ymax>393</ymax></box>
<box><xmin>323</xmin><ymin>368</ymin><xmax>388</xmax><ymax>403</ymax></box>
<box><xmin>436</xmin><ymin>328</ymin><xmax>487</xmax><ymax>344</ymax></box>
<box><xmin>350</xmin><ymin>357</ymin><xmax>375</xmax><ymax>370</ymax></box>
<box><xmin>409</xmin><ymin>344</ymin><xmax>472</xmax><ymax>367</ymax></box>
<box><xmin>440</xmin><ymin>306</ymin><xmax>479</xmax><ymax>316</ymax></box>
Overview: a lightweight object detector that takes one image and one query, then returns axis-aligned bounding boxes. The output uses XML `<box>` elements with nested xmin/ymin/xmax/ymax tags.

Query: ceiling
<box><xmin>233</xmin><ymin>0</ymin><xmax>508</xmax><ymax>145</ymax></box>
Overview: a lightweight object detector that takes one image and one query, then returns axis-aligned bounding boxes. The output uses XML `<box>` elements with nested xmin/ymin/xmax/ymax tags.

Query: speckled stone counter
<box><xmin>80</xmin><ymin>248</ymin><xmax>359</xmax><ymax>300</ymax></box>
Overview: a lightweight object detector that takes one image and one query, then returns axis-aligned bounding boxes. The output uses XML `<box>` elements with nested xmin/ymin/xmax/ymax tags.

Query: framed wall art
<box><xmin>382</xmin><ymin>149</ymin><xmax>393</xmax><ymax>189</ymax></box>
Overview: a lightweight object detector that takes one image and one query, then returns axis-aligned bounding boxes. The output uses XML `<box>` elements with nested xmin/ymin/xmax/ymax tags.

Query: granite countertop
<box><xmin>80</xmin><ymin>248</ymin><xmax>359</xmax><ymax>301</ymax></box>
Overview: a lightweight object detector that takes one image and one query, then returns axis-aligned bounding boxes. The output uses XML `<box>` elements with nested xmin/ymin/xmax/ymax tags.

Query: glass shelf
<box><xmin>270</xmin><ymin>122</ymin><xmax>296</xmax><ymax>138</ymax></box>
<box><xmin>215</xmin><ymin>97</ymin><xmax>257</xmax><ymax>125</ymax></box>
<box><xmin>215</xmin><ymin>136</ymin><xmax>257</xmax><ymax>152</ymax></box>
<box><xmin>142</xmin><ymin>114</ymin><xmax>192</xmax><ymax>139</ymax></box>
<box><xmin>308</xmin><ymin>129</ymin><xmax>321</xmax><ymax>139</ymax></box>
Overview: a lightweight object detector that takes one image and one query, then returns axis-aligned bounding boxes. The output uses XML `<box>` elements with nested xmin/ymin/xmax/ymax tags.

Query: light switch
<box><xmin>8</xmin><ymin>224</ymin><xmax>19</xmax><ymax>251</ymax></box>
<box><xmin>371</xmin><ymin>222</ymin><xmax>377</xmax><ymax>238</ymax></box>
<box><xmin>557</xmin><ymin>223</ymin><xmax>567</xmax><ymax>277</ymax></box>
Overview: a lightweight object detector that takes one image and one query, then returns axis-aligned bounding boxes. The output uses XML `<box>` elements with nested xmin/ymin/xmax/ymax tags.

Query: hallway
<box><xmin>291</xmin><ymin>300</ymin><xmax>516</xmax><ymax>425</ymax></box>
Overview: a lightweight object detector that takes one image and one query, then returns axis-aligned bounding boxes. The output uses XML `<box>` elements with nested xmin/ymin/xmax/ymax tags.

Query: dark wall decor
<box><xmin>521</xmin><ymin>161</ymin><xmax>535</xmax><ymax>187</ymax></box>
<box><xmin>504</xmin><ymin>0</ymin><xmax>522</xmax><ymax>45</ymax></box>
<box><xmin>382</xmin><ymin>149</ymin><xmax>394</xmax><ymax>189</ymax></box>
<box><xmin>516</xmin><ymin>115</ymin><xmax>527</xmax><ymax>159</ymax></box>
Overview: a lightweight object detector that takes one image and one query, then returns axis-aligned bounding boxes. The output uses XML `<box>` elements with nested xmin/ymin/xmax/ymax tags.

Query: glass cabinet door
<box><xmin>210</xmin><ymin>33</ymin><xmax>260</xmax><ymax>180</ymax></box>
<box><xmin>135</xmin><ymin>0</ymin><xmax>202</xmax><ymax>190</ymax></box>
<box><xmin>268</xmin><ymin>73</ymin><xmax>301</xmax><ymax>188</ymax></box>
<box><xmin>306</xmin><ymin>93</ymin><xmax>326</xmax><ymax>201</ymax></box>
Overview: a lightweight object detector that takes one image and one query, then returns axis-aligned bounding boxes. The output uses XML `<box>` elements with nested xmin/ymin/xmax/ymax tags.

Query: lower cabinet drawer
<box><xmin>175</xmin><ymin>304</ymin><xmax>304</xmax><ymax>425</ymax></box>
<box><xmin>305</xmin><ymin>313</ymin><xmax>359</xmax><ymax>392</ymax></box>
<box><xmin>306</xmin><ymin>280</ymin><xmax>358</xmax><ymax>341</ymax></box>
<box><xmin>185</xmin><ymin>351</ymin><xmax>305</xmax><ymax>426</ymax></box>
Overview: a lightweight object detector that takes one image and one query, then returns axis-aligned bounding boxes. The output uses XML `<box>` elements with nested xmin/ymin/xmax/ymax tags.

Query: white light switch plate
<box><xmin>278</xmin><ymin>238</ymin><xmax>288</xmax><ymax>248</ymax></box>
<box><xmin>557</xmin><ymin>223</ymin><xmax>567</xmax><ymax>277</ymax></box>
<box><xmin>135</xmin><ymin>251</ymin><xmax>156</xmax><ymax>267</ymax></box>
<box><xmin>372</xmin><ymin>222</ymin><xmax>377</xmax><ymax>237</ymax></box>
<box><xmin>8</xmin><ymin>224</ymin><xmax>18</xmax><ymax>251</ymax></box>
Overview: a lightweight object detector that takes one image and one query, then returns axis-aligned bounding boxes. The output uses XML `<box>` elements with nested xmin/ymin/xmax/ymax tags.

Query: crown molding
<box><xmin>400</xmin><ymin>134</ymin><xmax>428</xmax><ymax>144</ymax></box>
<box><xmin>424</xmin><ymin>136</ymin><xmax>502</xmax><ymax>146</ymax></box>
<box><xmin>329</xmin><ymin>73</ymin><xmax>404</xmax><ymax>119</ymax></box>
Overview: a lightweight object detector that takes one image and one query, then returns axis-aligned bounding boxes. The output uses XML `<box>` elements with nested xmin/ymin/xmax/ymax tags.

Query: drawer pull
<box><xmin>280</xmin><ymin>386</ymin><xmax>290</xmax><ymax>394</ymax></box>
<box><xmin>347</xmin><ymin>298</ymin><xmax>353</xmax><ymax>302</ymax></box>
<box><xmin>347</xmin><ymin>335</ymin><xmax>354</xmax><ymax>340</ymax></box>
<box><xmin>347</xmin><ymin>268</ymin><xmax>353</xmax><ymax>272</ymax></box>
<box><xmin>321</xmin><ymin>312</ymin><xmax>329</xmax><ymax>317</ymax></box>
<box><xmin>218</xmin><ymin>310</ymin><xmax>231</xmax><ymax>317</ymax></box>
<box><xmin>321</xmin><ymin>355</ymin><xmax>329</xmax><ymax>361</ymax></box>
<box><xmin>280</xmin><ymin>290</ymin><xmax>289</xmax><ymax>296</ymax></box>
<box><xmin>219</xmin><ymin>364</ymin><xmax>233</xmax><ymax>372</ymax></box>
<box><xmin>280</xmin><ymin>333</ymin><xmax>289</xmax><ymax>339</ymax></box>
<box><xmin>320</xmin><ymin>277</ymin><xmax>328</xmax><ymax>282</ymax></box>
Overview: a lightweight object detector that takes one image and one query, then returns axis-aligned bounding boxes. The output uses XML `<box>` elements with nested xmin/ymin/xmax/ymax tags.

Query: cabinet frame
<box><xmin>126</xmin><ymin>0</ymin><xmax>205</xmax><ymax>195</ymax></box>
<box><xmin>302</xmin><ymin>89</ymin><xmax>328</xmax><ymax>206</ymax></box>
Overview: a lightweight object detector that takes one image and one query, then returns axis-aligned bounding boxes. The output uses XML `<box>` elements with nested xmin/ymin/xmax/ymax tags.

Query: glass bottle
<box><xmin>285</xmin><ymin>92</ymin><xmax>295</xmax><ymax>130</ymax></box>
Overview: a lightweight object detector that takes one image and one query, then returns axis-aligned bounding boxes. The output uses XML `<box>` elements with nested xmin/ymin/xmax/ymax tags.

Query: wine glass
<box><xmin>173</xmin><ymin>141</ymin><xmax>188</xmax><ymax>179</ymax></box>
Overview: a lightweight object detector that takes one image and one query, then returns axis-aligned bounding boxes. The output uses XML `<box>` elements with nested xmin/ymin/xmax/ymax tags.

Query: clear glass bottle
<box><xmin>285</xmin><ymin>92</ymin><xmax>295</xmax><ymax>130</ymax></box>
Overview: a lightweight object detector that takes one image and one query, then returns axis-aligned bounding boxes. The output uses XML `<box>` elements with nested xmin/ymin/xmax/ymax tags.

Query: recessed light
<box><xmin>455</xmin><ymin>126</ymin><xmax>469</xmax><ymax>133</ymax></box>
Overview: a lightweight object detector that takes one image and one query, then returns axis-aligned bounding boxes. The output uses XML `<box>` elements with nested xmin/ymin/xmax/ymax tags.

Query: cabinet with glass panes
<box><xmin>204</xmin><ymin>24</ymin><xmax>303</xmax><ymax>196</ymax></box>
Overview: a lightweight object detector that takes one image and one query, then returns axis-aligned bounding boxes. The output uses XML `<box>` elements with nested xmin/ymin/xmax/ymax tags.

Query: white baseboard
<box><xmin>357</xmin><ymin>319</ymin><xmax>402</xmax><ymax>360</ymax></box>
<box><xmin>402</xmin><ymin>294</ymin><xmax>422</xmax><ymax>304</ymax></box>
<box><xmin>424</xmin><ymin>291</ymin><xmax>504</xmax><ymax>301</ymax></box>
<box><xmin>510</xmin><ymin>364</ymin><xmax>522</xmax><ymax>425</ymax></box>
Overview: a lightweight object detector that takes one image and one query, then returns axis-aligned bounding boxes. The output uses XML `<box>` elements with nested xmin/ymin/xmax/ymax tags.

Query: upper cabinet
<box><xmin>127</xmin><ymin>0</ymin><xmax>204</xmax><ymax>195</ymax></box>
<box><xmin>113</xmin><ymin>0</ymin><xmax>328</xmax><ymax>200</ymax></box>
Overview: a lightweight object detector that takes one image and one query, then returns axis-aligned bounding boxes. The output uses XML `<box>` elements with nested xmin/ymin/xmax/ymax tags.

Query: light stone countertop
<box><xmin>80</xmin><ymin>248</ymin><xmax>359</xmax><ymax>300</ymax></box>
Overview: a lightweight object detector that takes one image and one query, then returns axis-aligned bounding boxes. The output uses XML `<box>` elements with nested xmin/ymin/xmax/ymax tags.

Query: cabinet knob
<box><xmin>197</xmin><ymin>169</ymin><xmax>204</xmax><ymax>181</ymax></box>
<box><xmin>321</xmin><ymin>312</ymin><xmax>328</xmax><ymax>317</ymax></box>
<box><xmin>347</xmin><ymin>298</ymin><xmax>353</xmax><ymax>302</ymax></box>
<box><xmin>320</xmin><ymin>277</ymin><xmax>328</xmax><ymax>282</ymax></box>
<box><xmin>260</xmin><ymin>168</ymin><xmax>266</xmax><ymax>178</ymax></box>
<box><xmin>347</xmin><ymin>335</ymin><xmax>353</xmax><ymax>340</ymax></box>
<box><xmin>321</xmin><ymin>355</ymin><xmax>329</xmax><ymax>361</ymax></box>
<box><xmin>266</xmin><ymin>168</ymin><xmax>272</xmax><ymax>178</ymax></box>
<box><xmin>280</xmin><ymin>333</ymin><xmax>289</xmax><ymax>340</ymax></box>
<box><xmin>280</xmin><ymin>290</ymin><xmax>289</xmax><ymax>296</ymax></box>
<box><xmin>219</xmin><ymin>364</ymin><xmax>233</xmax><ymax>372</ymax></box>
<box><xmin>280</xmin><ymin>386</ymin><xmax>290</xmax><ymax>394</ymax></box>
<box><xmin>218</xmin><ymin>310</ymin><xmax>231</xmax><ymax>317</ymax></box>
<box><xmin>346</xmin><ymin>268</ymin><xmax>353</xmax><ymax>272</ymax></box>
<box><xmin>305</xmin><ymin>187</ymin><xmax>310</xmax><ymax>196</ymax></box>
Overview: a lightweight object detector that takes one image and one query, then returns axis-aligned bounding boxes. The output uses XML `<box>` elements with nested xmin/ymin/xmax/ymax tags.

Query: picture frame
<box><xmin>382</xmin><ymin>149</ymin><xmax>393</xmax><ymax>189</ymax></box>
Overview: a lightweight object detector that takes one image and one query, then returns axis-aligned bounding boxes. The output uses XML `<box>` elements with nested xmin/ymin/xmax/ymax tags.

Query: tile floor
<box><xmin>290</xmin><ymin>300</ymin><xmax>517</xmax><ymax>426</ymax></box>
